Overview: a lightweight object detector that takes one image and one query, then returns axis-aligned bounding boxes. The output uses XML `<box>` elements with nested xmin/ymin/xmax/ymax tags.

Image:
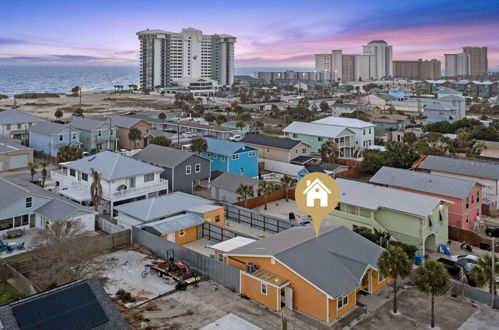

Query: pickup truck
<box><xmin>437</xmin><ymin>258</ymin><xmax>476</xmax><ymax>286</ymax></box>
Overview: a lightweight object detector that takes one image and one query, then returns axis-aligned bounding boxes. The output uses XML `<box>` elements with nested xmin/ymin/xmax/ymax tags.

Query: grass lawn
<box><xmin>0</xmin><ymin>282</ymin><xmax>23</xmax><ymax>305</ymax></box>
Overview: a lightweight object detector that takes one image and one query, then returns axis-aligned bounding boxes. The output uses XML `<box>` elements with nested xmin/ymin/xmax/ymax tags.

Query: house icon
<box><xmin>303</xmin><ymin>178</ymin><xmax>332</xmax><ymax>207</ymax></box>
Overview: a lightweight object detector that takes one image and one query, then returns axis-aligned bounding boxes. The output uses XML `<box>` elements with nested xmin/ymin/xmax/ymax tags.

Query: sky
<box><xmin>1</xmin><ymin>0</ymin><xmax>499</xmax><ymax>70</ymax></box>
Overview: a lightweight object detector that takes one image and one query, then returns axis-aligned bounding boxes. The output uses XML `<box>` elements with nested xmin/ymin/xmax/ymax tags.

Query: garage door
<box><xmin>0</xmin><ymin>160</ymin><xmax>3</xmax><ymax>171</ymax></box>
<box><xmin>9</xmin><ymin>154</ymin><xmax>29</xmax><ymax>170</ymax></box>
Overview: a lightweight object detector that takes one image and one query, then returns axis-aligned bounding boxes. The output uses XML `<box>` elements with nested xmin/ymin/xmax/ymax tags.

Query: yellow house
<box><xmin>142</xmin><ymin>213</ymin><xmax>206</xmax><ymax>245</ymax></box>
<box><xmin>225</xmin><ymin>226</ymin><xmax>390</xmax><ymax>323</ymax></box>
<box><xmin>208</xmin><ymin>236</ymin><xmax>257</xmax><ymax>262</ymax></box>
<box><xmin>240</xmin><ymin>134</ymin><xmax>313</xmax><ymax>164</ymax></box>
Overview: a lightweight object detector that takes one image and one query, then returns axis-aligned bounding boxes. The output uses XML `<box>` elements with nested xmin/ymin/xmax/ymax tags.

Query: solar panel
<box><xmin>12</xmin><ymin>282</ymin><xmax>109</xmax><ymax>330</ymax></box>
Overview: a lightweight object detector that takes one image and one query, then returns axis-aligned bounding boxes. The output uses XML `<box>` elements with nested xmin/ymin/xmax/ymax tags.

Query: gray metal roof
<box><xmin>63</xmin><ymin>151</ymin><xmax>162</xmax><ymax>180</ymax></box>
<box><xmin>0</xmin><ymin>135</ymin><xmax>21</xmax><ymax>144</ymax></box>
<box><xmin>71</xmin><ymin>117</ymin><xmax>109</xmax><ymax>131</ymax></box>
<box><xmin>133</xmin><ymin>144</ymin><xmax>205</xmax><ymax>168</ymax></box>
<box><xmin>109</xmin><ymin>115</ymin><xmax>144</xmax><ymax>128</ymax></box>
<box><xmin>143</xmin><ymin>213</ymin><xmax>205</xmax><ymax>235</ymax></box>
<box><xmin>439</xmin><ymin>95</ymin><xmax>465</xmax><ymax>101</ymax></box>
<box><xmin>312</xmin><ymin>116</ymin><xmax>375</xmax><ymax>128</ymax></box>
<box><xmin>0</xmin><ymin>277</ymin><xmax>129</xmax><ymax>330</ymax></box>
<box><xmin>336</xmin><ymin>178</ymin><xmax>443</xmax><ymax>217</ymax></box>
<box><xmin>210</xmin><ymin>172</ymin><xmax>259</xmax><ymax>192</ymax></box>
<box><xmin>114</xmin><ymin>191</ymin><xmax>216</xmax><ymax>222</ymax></box>
<box><xmin>241</xmin><ymin>134</ymin><xmax>304</xmax><ymax>150</ymax></box>
<box><xmin>0</xmin><ymin>109</ymin><xmax>46</xmax><ymax>125</ymax></box>
<box><xmin>30</xmin><ymin>121</ymin><xmax>70</xmax><ymax>135</ymax></box>
<box><xmin>370</xmin><ymin>166</ymin><xmax>478</xmax><ymax>199</ymax></box>
<box><xmin>424</xmin><ymin>102</ymin><xmax>455</xmax><ymax>111</ymax></box>
<box><xmin>283</xmin><ymin>121</ymin><xmax>355</xmax><ymax>138</ymax></box>
<box><xmin>227</xmin><ymin>226</ymin><xmax>384</xmax><ymax>298</ymax></box>
<box><xmin>0</xmin><ymin>142</ymin><xmax>32</xmax><ymax>154</ymax></box>
<box><xmin>418</xmin><ymin>155</ymin><xmax>499</xmax><ymax>180</ymax></box>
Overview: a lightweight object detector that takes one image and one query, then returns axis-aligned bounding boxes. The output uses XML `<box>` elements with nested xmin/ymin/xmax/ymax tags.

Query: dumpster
<box><xmin>415</xmin><ymin>254</ymin><xmax>423</xmax><ymax>265</ymax></box>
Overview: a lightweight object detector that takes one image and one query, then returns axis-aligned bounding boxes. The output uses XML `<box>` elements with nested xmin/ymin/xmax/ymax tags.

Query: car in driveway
<box><xmin>182</xmin><ymin>132</ymin><xmax>197</xmax><ymax>138</ymax></box>
<box><xmin>485</xmin><ymin>226</ymin><xmax>499</xmax><ymax>237</ymax></box>
<box><xmin>229</xmin><ymin>135</ymin><xmax>243</xmax><ymax>142</ymax></box>
<box><xmin>449</xmin><ymin>254</ymin><xmax>480</xmax><ymax>263</ymax></box>
<box><xmin>438</xmin><ymin>258</ymin><xmax>476</xmax><ymax>286</ymax></box>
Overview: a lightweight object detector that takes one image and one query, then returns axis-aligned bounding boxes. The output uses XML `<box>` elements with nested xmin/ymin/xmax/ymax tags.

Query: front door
<box><xmin>361</xmin><ymin>272</ymin><xmax>370</xmax><ymax>293</ymax></box>
<box><xmin>284</xmin><ymin>286</ymin><xmax>293</xmax><ymax>310</ymax></box>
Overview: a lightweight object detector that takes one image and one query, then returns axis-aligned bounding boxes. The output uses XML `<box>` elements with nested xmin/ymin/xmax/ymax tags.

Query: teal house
<box><xmin>201</xmin><ymin>138</ymin><xmax>258</xmax><ymax>177</ymax></box>
<box><xmin>71</xmin><ymin>118</ymin><xmax>118</xmax><ymax>152</ymax></box>
<box><xmin>324</xmin><ymin>178</ymin><xmax>449</xmax><ymax>253</ymax></box>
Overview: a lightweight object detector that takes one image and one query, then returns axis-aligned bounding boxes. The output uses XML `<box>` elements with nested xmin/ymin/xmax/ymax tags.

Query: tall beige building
<box><xmin>362</xmin><ymin>40</ymin><xmax>393</xmax><ymax>79</ymax></box>
<box><xmin>393</xmin><ymin>59</ymin><xmax>441</xmax><ymax>79</ymax></box>
<box><xmin>463</xmin><ymin>47</ymin><xmax>488</xmax><ymax>78</ymax></box>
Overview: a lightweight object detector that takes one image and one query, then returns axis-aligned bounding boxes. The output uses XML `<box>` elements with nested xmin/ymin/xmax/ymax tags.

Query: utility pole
<box><xmin>177</xmin><ymin>118</ymin><xmax>180</xmax><ymax>146</ymax></box>
<box><xmin>492</xmin><ymin>236</ymin><xmax>496</xmax><ymax>309</ymax></box>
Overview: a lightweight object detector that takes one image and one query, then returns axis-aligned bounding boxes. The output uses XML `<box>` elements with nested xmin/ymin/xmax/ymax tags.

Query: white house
<box><xmin>312</xmin><ymin>117</ymin><xmax>375</xmax><ymax>149</ymax></box>
<box><xmin>51</xmin><ymin>151</ymin><xmax>168</xmax><ymax>216</ymax></box>
<box><xmin>304</xmin><ymin>178</ymin><xmax>331</xmax><ymax>207</ymax></box>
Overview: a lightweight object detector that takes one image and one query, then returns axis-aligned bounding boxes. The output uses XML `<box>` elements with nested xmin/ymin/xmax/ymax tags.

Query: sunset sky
<box><xmin>1</xmin><ymin>0</ymin><xmax>499</xmax><ymax>70</ymax></box>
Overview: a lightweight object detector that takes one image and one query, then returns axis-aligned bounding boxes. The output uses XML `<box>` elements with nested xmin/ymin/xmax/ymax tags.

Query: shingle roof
<box><xmin>114</xmin><ymin>191</ymin><xmax>215</xmax><ymax>222</ymax></box>
<box><xmin>0</xmin><ymin>277</ymin><xmax>129</xmax><ymax>330</ymax></box>
<box><xmin>304</xmin><ymin>164</ymin><xmax>325</xmax><ymax>173</ymax></box>
<box><xmin>30</xmin><ymin>121</ymin><xmax>70</xmax><ymax>135</ymax></box>
<box><xmin>71</xmin><ymin>117</ymin><xmax>108</xmax><ymax>131</ymax></box>
<box><xmin>418</xmin><ymin>155</ymin><xmax>499</xmax><ymax>180</ymax></box>
<box><xmin>144</xmin><ymin>213</ymin><xmax>205</xmax><ymax>235</ymax></box>
<box><xmin>205</xmin><ymin>138</ymin><xmax>255</xmax><ymax>156</ymax></box>
<box><xmin>109</xmin><ymin>115</ymin><xmax>144</xmax><ymax>128</ymax></box>
<box><xmin>241</xmin><ymin>134</ymin><xmax>304</xmax><ymax>150</ymax></box>
<box><xmin>0</xmin><ymin>109</ymin><xmax>46</xmax><ymax>125</ymax></box>
<box><xmin>227</xmin><ymin>226</ymin><xmax>383</xmax><ymax>298</ymax></box>
<box><xmin>210</xmin><ymin>172</ymin><xmax>259</xmax><ymax>192</ymax></box>
<box><xmin>370</xmin><ymin>166</ymin><xmax>478</xmax><ymax>199</ymax></box>
<box><xmin>63</xmin><ymin>151</ymin><xmax>162</xmax><ymax>180</ymax></box>
<box><xmin>133</xmin><ymin>144</ymin><xmax>204</xmax><ymax>168</ymax></box>
<box><xmin>283</xmin><ymin>121</ymin><xmax>355</xmax><ymax>138</ymax></box>
<box><xmin>336</xmin><ymin>178</ymin><xmax>443</xmax><ymax>217</ymax></box>
<box><xmin>312</xmin><ymin>116</ymin><xmax>375</xmax><ymax>128</ymax></box>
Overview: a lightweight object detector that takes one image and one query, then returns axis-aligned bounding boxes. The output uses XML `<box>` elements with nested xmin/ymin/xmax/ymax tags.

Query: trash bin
<box><xmin>415</xmin><ymin>254</ymin><xmax>423</xmax><ymax>265</ymax></box>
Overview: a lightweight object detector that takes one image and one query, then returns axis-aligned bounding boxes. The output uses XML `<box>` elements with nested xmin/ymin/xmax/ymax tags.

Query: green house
<box><xmin>71</xmin><ymin>117</ymin><xmax>118</xmax><ymax>152</ymax></box>
<box><xmin>324</xmin><ymin>178</ymin><xmax>448</xmax><ymax>253</ymax></box>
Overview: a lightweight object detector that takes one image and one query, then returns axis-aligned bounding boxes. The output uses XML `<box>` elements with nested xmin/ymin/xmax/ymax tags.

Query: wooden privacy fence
<box><xmin>234</xmin><ymin>189</ymin><xmax>295</xmax><ymax>209</ymax></box>
<box><xmin>0</xmin><ymin>259</ymin><xmax>41</xmax><ymax>297</ymax></box>
<box><xmin>448</xmin><ymin>226</ymin><xmax>499</xmax><ymax>252</ymax></box>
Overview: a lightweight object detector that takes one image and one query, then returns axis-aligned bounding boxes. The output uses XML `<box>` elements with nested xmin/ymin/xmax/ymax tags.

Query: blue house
<box><xmin>201</xmin><ymin>138</ymin><xmax>258</xmax><ymax>177</ymax></box>
<box><xmin>29</xmin><ymin>122</ymin><xmax>80</xmax><ymax>157</ymax></box>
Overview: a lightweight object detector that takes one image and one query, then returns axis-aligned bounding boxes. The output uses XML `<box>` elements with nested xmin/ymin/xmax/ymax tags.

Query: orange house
<box><xmin>108</xmin><ymin>115</ymin><xmax>152</xmax><ymax>150</ymax></box>
<box><xmin>225</xmin><ymin>226</ymin><xmax>390</xmax><ymax>323</ymax></box>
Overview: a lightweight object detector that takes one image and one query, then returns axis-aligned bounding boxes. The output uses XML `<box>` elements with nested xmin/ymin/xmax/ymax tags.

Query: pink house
<box><xmin>370</xmin><ymin>167</ymin><xmax>483</xmax><ymax>231</ymax></box>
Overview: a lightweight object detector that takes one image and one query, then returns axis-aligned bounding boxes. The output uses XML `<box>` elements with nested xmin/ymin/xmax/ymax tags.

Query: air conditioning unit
<box><xmin>246</xmin><ymin>262</ymin><xmax>255</xmax><ymax>273</ymax></box>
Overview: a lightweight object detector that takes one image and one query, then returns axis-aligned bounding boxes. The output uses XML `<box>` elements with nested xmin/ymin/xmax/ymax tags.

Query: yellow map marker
<box><xmin>295</xmin><ymin>172</ymin><xmax>340</xmax><ymax>238</ymax></box>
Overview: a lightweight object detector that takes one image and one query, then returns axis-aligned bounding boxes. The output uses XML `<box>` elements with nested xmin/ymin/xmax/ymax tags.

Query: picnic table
<box><xmin>5</xmin><ymin>229</ymin><xmax>24</xmax><ymax>239</ymax></box>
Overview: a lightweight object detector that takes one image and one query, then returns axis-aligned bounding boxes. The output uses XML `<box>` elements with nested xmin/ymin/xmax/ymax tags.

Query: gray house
<box><xmin>423</xmin><ymin>102</ymin><xmax>457</xmax><ymax>121</ymax></box>
<box><xmin>132</xmin><ymin>144</ymin><xmax>210</xmax><ymax>194</ymax></box>
<box><xmin>210</xmin><ymin>172</ymin><xmax>259</xmax><ymax>203</ymax></box>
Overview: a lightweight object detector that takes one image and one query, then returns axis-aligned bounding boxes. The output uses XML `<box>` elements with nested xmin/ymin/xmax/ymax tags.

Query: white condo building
<box><xmin>444</xmin><ymin>53</ymin><xmax>470</xmax><ymax>77</ymax></box>
<box><xmin>362</xmin><ymin>40</ymin><xmax>393</xmax><ymax>79</ymax></box>
<box><xmin>137</xmin><ymin>28</ymin><xmax>236</xmax><ymax>91</ymax></box>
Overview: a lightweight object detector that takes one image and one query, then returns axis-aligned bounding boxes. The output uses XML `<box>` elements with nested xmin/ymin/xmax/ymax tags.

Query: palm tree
<box><xmin>469</xmin><ymin>254</ymin><xmax>499</xmax><ymax>306</ymax></box>
<box><xmin>128</xmin><ymin>128</ymin><xmax>142</xmax><ymax>149</ymax></box>
<box><xmin>414</xmin><ymin>260</ymin><xmax>451</xmax><ymax>328</ymax></box>
<box><xmin>190</xmin><ymin>136</ymin><xmax>208</xmax><ymax>154</ymax></box>
<box><xmin>279</xmin><ymin>175</ymin><xmax>296</xmax><ymax>202</ymax></box>
<box><xmin>158</xmin><ymin>112</ymin><xmax>166</xmax><ymax>131</ymax></box>
<box><xmin>320</xmin><ymin>140</ymin><xmax>339</xmax><ymax>162</ymax></box>
<box><xmin>236</xmin><ymin>120</ymin><xmax>245</xmax><ymax>131</ymax></box>
<box><xmin>28</xmin><ymin>162</ymin><xmax>38</xmax><ymax>182</ymax></box>
<box><xmin>40</xmin><ymin>160</ymin><xmax>49</xmax><ymax>188</ymax></box>
<box><xmin>54</xmin><ymin>109</ymin><xmax>63</xmax><ymax>123</ymax></box>
<box><xmin>257</xmin><ymin>181</ymin><xmax>275</xmax><ymax>210</ymax></box>
<box><xmin>377</xmin><ymin>245</ymin><xmax>412</xmax><ymax>314</ymax></box>
<box><xmin>236</xmin><ymin>184</ymin><xmax>254</xmax><ymax>208</ymax></box>
<box><xmin>90</xmin><ymin>169</ymin><xmax>103</xmax><ymax>212</ymax></box>
<box><xmin>71</xmin><ymin>85</ymin><xmax>81</xmax><ymax>96</ymax></box>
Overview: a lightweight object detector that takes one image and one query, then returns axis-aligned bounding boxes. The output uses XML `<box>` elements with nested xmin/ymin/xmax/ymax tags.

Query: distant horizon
<box><xmin>1</xmin><ymin>0</ymin><xmax>499</xmax><ymax>69</ymax></box>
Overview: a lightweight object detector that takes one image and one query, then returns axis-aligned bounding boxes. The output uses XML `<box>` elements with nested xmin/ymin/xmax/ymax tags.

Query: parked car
<box><xmin>437</xmin><ymin>258</ymin><xmax>476</xmax><ymax>286</ymax></box>
<box><xmin>183</xmin><ymin>132</ymin><xmax>197</xmax><ymax>138</ymax></box>
<box><xmin>449</xmin><ymin>254</ymin><xmax>480</xmax><ymax>263</ymax></box>
<box><xmin>229</xmin><ymin>135</ymin><xmax>243</xmax><ymax>142</ymax></box>
<box><xmin>485</xmin><ymin>226</ymin><xmax>499</xmax><ymax>237</ymax></box>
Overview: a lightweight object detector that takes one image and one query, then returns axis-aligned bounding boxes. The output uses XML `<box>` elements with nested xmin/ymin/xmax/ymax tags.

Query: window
<box><xmin>195</xmin><ymin>164</ymin><xmax>201</xmax><ymax>173</ymax></box>
<box><xmin>466</xmin><ymin>197</ymin><xmax>469</xmax><ymax>209</ymax></box>
<box><xmin>70</xmin><ymin>169</ymin><xmax>76</xmax><ymax>177</ymax></box>
<box><xmin>6</xmin><ymin>124</ymin><xmax>10</xmax><ymax>130</ymax></box>
<box><xmin>477</xmin><ymin>209</ymin><xmax>480</xmax><ymax>217</ymax></box>
<box><xmin>81</xmin><ymin>173</ymin><xmax>88</xmax><ymax>181</ymax></box>
<box><xmin>261</xmin><ymin>283</ymin><xmax>267</xmax><ymax>295</ymax></box>
<box><xmin>17</xmin><ymin>124</ymin><xmax>21</xmax><ymax>129</ymax></box>
<box><xmin>249</xmin><ymin>151</ymin><xmax>256</xmax><ymax>157</ymax></box>
<box><xmin>215</xmin><ymin>215</ymin><xmax>221</xmax><ymax>223</ymax></box>
<box><xmin>363</xmin><ymin>129</ymin><xmax>366</xmax><ymax>135</ymax></box>
<box><xmin>477</xmin><ymin>190</ymin><xmax>480</xmax><ymax>202</ymax></box>
<box><xmin>337</xmin><ymin>295</ymin><xmax>348</xmax><ymax>309</ymax></box>
<box><xmin>22</xmin><ymin>214</ymin><xmax>29</xmax><ymax>226</ymax></box>
<box><xmin>231</xmin><ymin>154</ymin><xmax>239</xmax><ymax>160</ymax></box>
<box><xmin>186</xmin><ymin>165</ymin><xmax>192</xmax><ymax>175</ymax></box>
<box><xmin>221</xmin><ymin>156</ymin><xmax>226</xmax><ymax>161</ymax></box>
<box><xmin>295</xmin><ymin>149</ymin><xmax>298</xmax><ymax>153</ymax></box>
<box><xmin>179</xmin><ymin>229</ymin><xmax>185</xmax><ymax>237</ymax></box>
<box><xmin>302</xmin><ymin>148</ymin><xmax>307</xmax><ymax>154</ymax></box>
<box><xmin>98</xmin><ymin>130</ymin><xmax>102</xmax><ymax>137</ymax></box>
<box><xmin>59</xmin><ymin>135</ymin><xmax>63</xmax><ymax>141</ymax></box>
<box><xmin>128</xmin><ymin>177</ymin><xmax>136</xmax><ymax>188</ymax></box>
<box><xmin>144</xmin><ymin>173</ymin><xmax>154</xmax><ymax>182</ymax></box>
<box><xmin>466</xmin><ymin>214</ymin><xmax>469</xmax><ymax>223</ymax></box>
<box><xmin>346</xmin><ymin>205</ymin><xmax>357</xmax><ymax>215</ymax></box>
<box><xmin>292</xmin><ymin>134</ymin><xmax>298</xmax><ymax>138</ymax></box>
<box><xmin>72</xmin><ymin>133</ymin><xmax>77</xmax><ymax>140</ymax></box>
<box><xmin>218</xmin><ymin>253</ymin><xmax>224</xmax><ymax>262</ymax></box>
<box><xmin>266</xmin><ymin>148</ymin><xmax>270</xmax><ymax>153</ymax></box>
<box><xmin>318</xmin><ymin>137</ymin><xmax>323</xmax><ymax>142</ymax></box>
<box><xmin>439</xmin><ymin>211</ymin><xmax>443</xmax><ymax>224</ymax></box>
<box><xmin>26</xmin><ymin>197</ymin><xmax>32</xmax><ymax>208</ymax></box>
<box><xmin>369</xmin><ymin>128</ymin><xmax>372</xmax><ymax>134</ymax></box>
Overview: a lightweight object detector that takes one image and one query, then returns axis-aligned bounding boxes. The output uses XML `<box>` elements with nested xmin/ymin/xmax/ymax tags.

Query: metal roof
<box><xmin>304</xmin><ymin>164</ymin><xmax>325</xmax><ymax>173</ymax></box>
<box><xmin>133</xmin><ymin>144</ymin><xmax>205</xmax><ymax>168</ymax></box>
<box><xmin>71</xmin><ymin>117</ymin><xmax>109</xmax><ymax>131</ymax></box>
<box><xmin>241</xmin><ymin>134</ymin><xmax>304</xmax><ymax>150</ymax></box>
<box><xmin>208</xmin><ymin>236</ymin><xmax>257</xmax><ymax>253</ymax></box>
<box><xmin>205</xmin><ymin>138</ymin><xmax>255</xmax><ymax>156</ymax></box>
<box><xmin>0</xmin><ymin>142</ymin><xmax>32</xmax><ymax>154</ymax></box>
<box><xmin>283</xmin><ymin>121</ymin><xmax>355</xmax><ymax>139</ymax></box>
<box><xmin>227</xmin><ymin>226</ymin><xmax>384</xmax><ymax>298</ymax></box>
<box><xmin>336</xmin><ymin>178</ymin><xmax>443</xmax><ymax>217</ymax></box>
<box><xmin>418</xmin><ymin>155</ymin><xmax>499</xmax><ymax>180</ymax></box>
<box><xmin>109</xmin><ymin>115</ymin><xmax>144</xmax><ymax>128</ymax></box>
<box><xmin>312</xmin><ymin>116</ymin><xmax>375</xmax><ymax>128</ymax></box>
<box><xmin>29</xmin><ymin>121</ymin><xmax>71</xmax><ymax>135</ymax></box>
<box><xmin>0</xmin><ymin>135</ymin><xmax>21</xmax><ymax>144</ymax></box>
<box><xmin>439</xmin><ymin>95</ymin><xmax>465</xmax><ymax>101</ymax></box>
<box><xmin>0</xmin><ymin>109</ymin><xmax>46</xmax><ymax>125</ymax></box>
<box><xmin>114</xmin><ymin>191</ymin><xmax>215</xmax><ymax>222</ymax></box>
<box><xmin>370</xmin><ymin>166</ymin><xmax>478</xmax><ymax>199</ymax></box>
<box><xmin>143</xmin><ymin>213</ymin><xmax>205</xmax><ymax>235</ymax></box>
<box><xmin>63</xmin><ymin>151</ymin><xmax>162</xmax><ymax>180</ymax></box>
<box><xmin>210</xmin><ymin>172</ymin><xmax>259</xmax><ymax>192</ymax></box>
<box><xmin>424</xmin><ymin>102</ymin><xmax>455</xmax><ymax>111</ymax></box>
